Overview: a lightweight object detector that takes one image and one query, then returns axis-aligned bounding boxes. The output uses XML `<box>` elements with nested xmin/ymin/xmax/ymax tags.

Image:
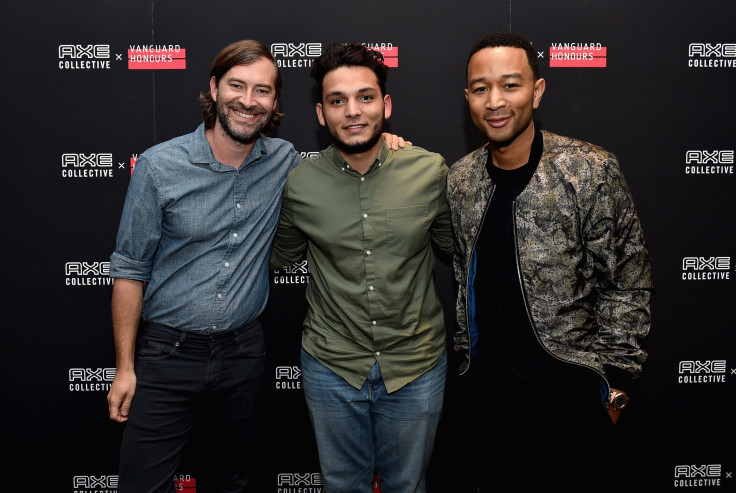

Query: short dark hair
<box><xmin>311</xmin><ymin>43</ymin><xmax>389</xmax><ymax>100</ymax></box>
<box><xmin>467</xmin><ymin>32</ymin><xmax>539</xmax><ymax>81</ymax></box>
<box><xmin>199</xmin><ymin>39</ymin><xmax>284</xmax><ymax>130</ymax></box>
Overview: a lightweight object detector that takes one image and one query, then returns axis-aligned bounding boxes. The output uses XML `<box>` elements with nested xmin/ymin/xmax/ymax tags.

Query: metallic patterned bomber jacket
<box><xmin>446</xmin><ymin>130</ymin><xmax>655</xmax><ymax>384</ymax></box>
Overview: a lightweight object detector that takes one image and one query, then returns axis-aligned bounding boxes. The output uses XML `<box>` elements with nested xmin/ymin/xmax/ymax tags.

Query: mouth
<box><xmin>343</xmin><ymin>123</ymin><xmax>367</xmax><ymax>131</ymax></box>
<box><xmin>485</xmin><ymin>116</ymin><xmax>511</xmax><ymax>128</ymax></box>
<box><xmin>231</xmin><ymin>106</ymin><xmax>264</xmax><ymax>121</ymax></box>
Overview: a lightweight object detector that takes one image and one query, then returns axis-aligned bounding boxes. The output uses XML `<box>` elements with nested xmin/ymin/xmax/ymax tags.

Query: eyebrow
<box><xmin>325</xmin><ymin>87</ymin><xmax>377</xmax><ymax>98</ymax></box>
<box><xmin>226</xmin><ymin>77</ymin><xmax>273</xmax><ymax>89</ymax></box>
<box><xmin>469</xmin><ymin>73</ymin><xmax>524</xmax><ymax>85</ymax></box>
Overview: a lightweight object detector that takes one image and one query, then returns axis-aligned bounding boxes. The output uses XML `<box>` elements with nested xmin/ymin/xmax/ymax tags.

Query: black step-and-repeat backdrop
<box><xmin>2</xmin><ymin>0</ymin><xmax>734</xmax><ymax>490</ymax></box>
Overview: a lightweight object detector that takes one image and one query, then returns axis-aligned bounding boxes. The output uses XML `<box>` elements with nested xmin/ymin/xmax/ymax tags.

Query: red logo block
<box><xmin>174</xmin><ymin>476</ymin><xmax>196</xmax><ymax>491</ymax></box>
<box><xmin>549</xmin><ymin>46</ymin><xmax>606</xmax><ymax>68</ymax></box>
<box><xmin>372</xmin><ymin>46</ymin><xmax>399</xmax><ymax>67</ymax></box>
<box><xmin>128</xmin><ymin>49</ymin><xmax>186</xmax><ymax>69</ymax></box>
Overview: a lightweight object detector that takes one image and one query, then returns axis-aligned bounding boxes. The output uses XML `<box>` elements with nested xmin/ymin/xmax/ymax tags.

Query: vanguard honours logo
<box><xmin>128</xmin><ymin>45</ymin><xmax>186</xmax><ymax>69</ymax></box>
<box><xmin>364</xmin><ymin>43</ymin><xmax>398</xmax><ymax>67</ymax></box>
<box><xmin>549</xmin><ymin>42</ymin><xmax>606</xmax><ymax>68</ymax></box>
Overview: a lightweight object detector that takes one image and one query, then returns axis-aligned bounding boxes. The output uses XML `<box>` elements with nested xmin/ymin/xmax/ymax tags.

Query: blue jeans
<box><xmin>301</xmin><ymin>348</ymin><xmax>447</xmax><ymax>493</ymax></box>
<box><xmin>118</xmin><ymin>320</ymin><xmax>265</xmax><ymax>493</ymax></box>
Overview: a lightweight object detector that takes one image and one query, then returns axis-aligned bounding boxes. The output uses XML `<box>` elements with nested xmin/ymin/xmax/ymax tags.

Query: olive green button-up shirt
<box><xmin>271</xmin><ymin>141</ymin><xmax>454</xmax><ymax>393</ymax></box>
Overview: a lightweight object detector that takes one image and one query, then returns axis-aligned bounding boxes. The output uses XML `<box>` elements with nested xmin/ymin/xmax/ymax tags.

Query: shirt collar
<box><xmin>323</xmin><ymin>139</ymin><xmax>390</xmax><ymax>174</ymax></box>
<box><xmin>188</xmin><ymin>123</ymin><xmax>268</xmax><ymax>171</ymax></box>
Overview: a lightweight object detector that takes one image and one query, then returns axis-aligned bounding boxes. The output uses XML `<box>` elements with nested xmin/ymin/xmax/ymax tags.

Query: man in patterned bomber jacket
<box><xmin>445</xmin><ymin>32</ymin><xmax>654</xmax><ymax>491</ymax></box>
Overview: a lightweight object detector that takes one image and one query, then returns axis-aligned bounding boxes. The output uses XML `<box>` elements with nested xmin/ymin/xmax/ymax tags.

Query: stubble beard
<box><xmin>328</xmin><ymin>118</ymin><xmax>384</xmax><ymax>155</ymax></box>
<box><xmin>216</xmin><ymin>99</ymin><xmax>271</xmax><ymax>144</ymax></box>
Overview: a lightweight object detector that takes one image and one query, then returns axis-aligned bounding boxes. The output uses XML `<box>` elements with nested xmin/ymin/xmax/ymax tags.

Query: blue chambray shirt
<box><xmin>109</xmin><ymin>123</ymin><xmax>302</xmax><ymax>333</ymax></box>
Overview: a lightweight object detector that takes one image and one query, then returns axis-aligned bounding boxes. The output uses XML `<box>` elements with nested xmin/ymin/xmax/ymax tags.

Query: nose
<box><xmin>486</xmin><ymin>88</ymin><xmax>506</xmax><ymax>111</ymax></box>
<box><xmin>345</xmin><ymin>98</ymin><xmax>361</xmax><ymax>117</ymax></box>
<box><xmin>240</xmin><ymin>90</ymin><xmax>256</xmax><ymax>108</ymax></box>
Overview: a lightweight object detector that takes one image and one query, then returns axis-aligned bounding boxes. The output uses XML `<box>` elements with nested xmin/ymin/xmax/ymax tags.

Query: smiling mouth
<box><xmin>233</xmin><ymin>109</ymin><xmax>263</xmax><ymax>120</ymax></box>
<box><xmin>486</xmin><ymin>116</ymin><xmax>511</xmax><ymax>128</ymax></box>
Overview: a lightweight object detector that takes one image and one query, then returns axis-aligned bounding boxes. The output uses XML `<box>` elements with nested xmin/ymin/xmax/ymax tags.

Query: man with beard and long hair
<box><xmin>107</xmin><ymin>39</ymin><xmax>406</xmax><ymax>493</ymax></box>
<box><xmin>270</xmin><ymin>43</ymin><xmax>454</xmax><ymax>493</ymax></box>
<box><xmin>445</xmin><ymin>32</ymin><xmax>654</xmax><ymax>491</ymax></box>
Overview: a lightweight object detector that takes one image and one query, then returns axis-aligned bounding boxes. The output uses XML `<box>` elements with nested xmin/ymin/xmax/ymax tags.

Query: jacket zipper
<box><xmin>510</xmin><ymin>199</ymin><xmax>611</xmax><ymax>397</ymax></box>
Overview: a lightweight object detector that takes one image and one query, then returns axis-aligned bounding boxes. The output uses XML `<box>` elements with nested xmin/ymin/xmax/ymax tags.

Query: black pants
<box><xmin>444</xmin><ymin>366</ymin><xmax>628</xmax><ymax>493</ymax></box>
<box><xmin>118</xmin><ymin>320</ymin><xmax>265</xmax><ymax>493</ymax></box>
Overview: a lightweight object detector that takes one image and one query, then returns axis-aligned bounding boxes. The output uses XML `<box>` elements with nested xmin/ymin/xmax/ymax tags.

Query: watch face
<box><xmin>613</xmin><ymin>394</ymin><xmax>628</xmax><ymax>409</ymax></box>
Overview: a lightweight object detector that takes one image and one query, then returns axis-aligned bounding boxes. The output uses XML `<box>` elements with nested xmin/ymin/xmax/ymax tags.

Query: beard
<box><xmin>326</xmin><ymin>117</ymin><xmax>384</xmax><ymax>155</ymax></box>
<box><xmin>216</xmin><ymin>98</ymin><xmax>271</xmax><ymax>144</ymax></box>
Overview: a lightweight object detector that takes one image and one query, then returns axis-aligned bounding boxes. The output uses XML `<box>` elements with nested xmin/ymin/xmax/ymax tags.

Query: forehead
<box><xmin>467</xmin><ymin>46</ymin><xmax>532</xmax><ymax>80</ymax></box>
<box><xmin>221</xmin><ymin>58</ymin><xmax>277</xmax><ymax>86</ymax></box>
<box><xmin>322</xmin><ymin>66</ymin><xmax>380</xmax><ymax>93</ymax></box>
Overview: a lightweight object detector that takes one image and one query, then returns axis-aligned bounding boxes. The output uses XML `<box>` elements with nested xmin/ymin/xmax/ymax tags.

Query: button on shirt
<box><xmin>271</xmin><ymin>141</ymin><xmax>455</xmax><ymax>392</ymax></box>
<box><xmin>110</xmin><ymin>123</ymin><xmax>302</xmax><ymax>333</ymax></box>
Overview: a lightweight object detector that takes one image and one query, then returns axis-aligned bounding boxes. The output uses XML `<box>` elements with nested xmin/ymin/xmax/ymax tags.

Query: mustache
<box><xmin>228</xmin><ymin>102</ymin><xmax>266</xmax><ymax>115</ymax></box>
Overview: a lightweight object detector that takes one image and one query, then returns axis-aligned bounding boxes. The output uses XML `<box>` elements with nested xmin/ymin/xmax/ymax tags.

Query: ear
<box><xmin>533</xmin><ymin>78</ymin><xmax>546</xmax><ymax>109</ymax></box>
<box><xmin>210</xmin><ymin>76</ymin><xmax>218</xmax><ymax>102</ymax></box>
<box><xmin>383</xmin><ymin>94</ymin><xmax>392</xmax><ymax>119</ymax></box>
<box><xmin>316</xmin><ymin>102</ymin><xmax>325</xmax><ymax>127</ymax></box>
<box><xmin>464</xmin><ymin>87</ymin><xmax>469</xmax><ymax>102</ymax></box>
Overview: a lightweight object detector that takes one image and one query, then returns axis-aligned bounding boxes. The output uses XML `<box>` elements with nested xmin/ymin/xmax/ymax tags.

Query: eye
<box><xmin>360</xmin><ymin>95</ymin><xmax>374</xmax><ymax>102</ymax></box>
<box><xmin>329</xmin><ymin>98</ymin><xmax>344</xmax><ymax>105</ymax></box>
<box><xmin>472</xmin><ymin>86</ymin><xmax>487</xmax><ymax>93</ymax></box>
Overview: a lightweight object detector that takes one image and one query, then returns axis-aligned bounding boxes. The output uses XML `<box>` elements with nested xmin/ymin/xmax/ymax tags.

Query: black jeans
<box><xmin>445</xmin><ymin>364</ymin><xmax>627</xmax><ymax>493</ymax></box>
<box><xmin>118</xmin><ymin>320</ymin><xmax>265</xmax><ymax>493</ymax></box>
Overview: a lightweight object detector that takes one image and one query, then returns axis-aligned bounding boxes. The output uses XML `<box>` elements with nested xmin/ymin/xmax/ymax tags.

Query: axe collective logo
<box><xmin>271</xmin><ymin>42</ymin><xmax>322</xmax><ymax>68</ymax></box>
<box><xmin>61</xmin><ymin>153</ymin><xmax>114</xmax><ymax>179</ymax></box>
<box><xmin>673</xmin><ymin>464</ymin><xmax>727</xmax><ymax>487</ymax></box>
<box><xmin>678</xmin><ymin>360</ymin><xmax>728</xmax><ymax>384</ymax></box>
<box><xmin>73</xmin><ymin>475</ymin><xmax>118</xmax><ymax>492</ymax></box>
<box><xmin>548</xmin><ymin>42</ymin><xmax>606</xmax><ymax>68</ymax></box>
<box><xmin>69</xmin><ymin>368</ymin><xmax>115</xmax><ymax>392</ymax></box>
<box><xmin>277</xmin><ymin>472</ymin><xmax>323</xmax><ymax>492</ymax></box>
<box><xmin>275</xmin><ymin>365</ymin><xmax>302</xmax><ymax>390</ymax></box>
<box><xmin>685</xmin><ymin>150</ymin><xmax>735</xmax><ymax>175</ymax></box>
<box><xmin>273</xmin><ymin>260</ymin><xmax>310</xmax><ymax>285</ymax></box>
<box><xmin>688</xmin><ymin>43</ymin><xmax>736</xmax><ymax>68</ymax></box>
<box><xmin>681</xmin><ymin>257</ymin><xmax>731</xmax><ymax>281</ymax></box>
<box><xmin>58</xmin><ymin>44</ymin><xmax>112</xmax><ymax>70</ymax></box>
<box><xmin>65</xmin><ymin>261</ymin><xmax>113</xmax><ymax>286</ymax></box>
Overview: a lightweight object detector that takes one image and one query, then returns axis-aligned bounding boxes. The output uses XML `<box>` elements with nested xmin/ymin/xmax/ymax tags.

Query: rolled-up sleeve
<box><xmin>109</xmin><ymin>156</ymin><xmax>162</xmax><ymax>281</ymax></box>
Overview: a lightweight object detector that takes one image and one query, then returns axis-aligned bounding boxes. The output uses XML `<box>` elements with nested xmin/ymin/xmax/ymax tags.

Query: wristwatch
<box><xmin>605</xmin><ymin>388</ymin><xmax>629</xmax><ymax>424</ymax></box>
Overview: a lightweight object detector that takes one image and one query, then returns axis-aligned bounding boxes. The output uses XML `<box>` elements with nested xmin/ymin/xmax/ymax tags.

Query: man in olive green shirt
<box><xmin>270</xmin><ymin>43</ymin><xmax>454</xmax><ymax>493</ymax></box>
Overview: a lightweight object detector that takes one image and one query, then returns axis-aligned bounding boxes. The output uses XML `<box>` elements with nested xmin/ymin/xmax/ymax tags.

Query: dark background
<box><xmin>2</xmin><ymin>0</ymin><xmax>734</xmax><ymax>490</ymax></box>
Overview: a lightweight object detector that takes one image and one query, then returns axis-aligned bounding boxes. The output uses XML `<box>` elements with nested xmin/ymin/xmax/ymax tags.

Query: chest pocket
<box><xmin>386</xmin><ymin>204</ymin><xmax>430</xmax><ymax>257</ymax></box>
